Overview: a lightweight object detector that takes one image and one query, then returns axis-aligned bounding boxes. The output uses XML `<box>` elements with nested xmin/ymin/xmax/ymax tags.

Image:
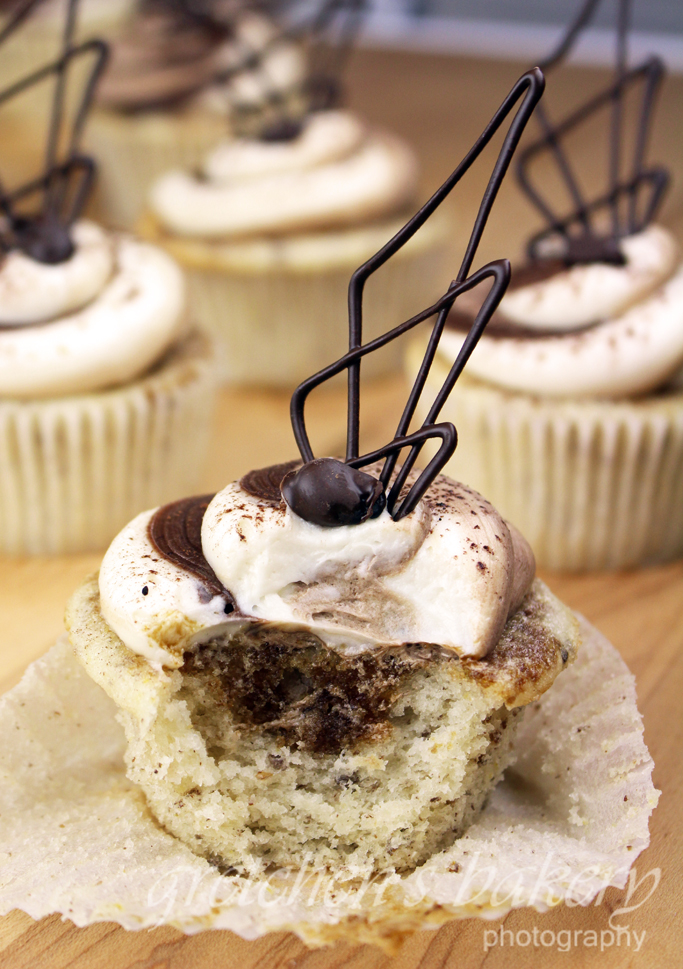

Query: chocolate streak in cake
<box><xmin>446</xmin><ymin>260</ymin><xmax>603</xmax><ymax>339</ymax></box>
<box><xmin>148</xmin><ymin>494</ymin><xmax>234</xmax><ymax>607</ymax></box>
<box><xmin>182</xmin><ymin>626</ymin><xmax>447</xmax><ymax>755</ymax></box>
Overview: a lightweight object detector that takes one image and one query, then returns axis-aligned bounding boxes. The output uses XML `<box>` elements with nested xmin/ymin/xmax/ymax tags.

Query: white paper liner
<box><xmin>0</xmin><ymin>332</ymin><xmax>217</xmax><ymax>556</ymax></box>
<box><xmin>0</xmin><ymin>616</ymin><xmax>658</xmax><ymax>948</ymax></box>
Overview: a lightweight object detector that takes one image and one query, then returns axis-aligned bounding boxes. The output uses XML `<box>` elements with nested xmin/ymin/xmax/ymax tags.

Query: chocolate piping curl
<box><xmin>0</xmin><ymin>0</ymin><xmax>45</xmax><ymax>46</ymax></box>
<box><xmin>288</xmin><ymin>68</ymin><xmax>545</xmax><ymax>525</ymax></box>
<box><xmin>517</xmin><ymin>0</ymin><xmax>669</xmax><ymax>265</ymax></box>
<box><xmin>148</xmin><ymin>494</ymin><xmax>235</xmax><ymax>606</ymax></box>
<box><xmin>0</xmin><ymin>0</ymin><xmax>108</xmax><ymax>264</ymax></box>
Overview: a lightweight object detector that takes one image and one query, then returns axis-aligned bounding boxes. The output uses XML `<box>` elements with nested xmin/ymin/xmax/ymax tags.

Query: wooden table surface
<box><xmin>2</xmin><ymin>47</ymin><xmax>683</xmax><ymax>968</ymax></box>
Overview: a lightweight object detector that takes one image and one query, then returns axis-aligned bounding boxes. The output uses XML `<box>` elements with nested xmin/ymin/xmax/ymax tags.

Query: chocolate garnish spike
<box><xmin>0</xmin><ymin>0</ymin><xmax>108</xmax><ymax>264</ymax></box>
<box><xmin>283</xmin><ymin>68</ymin><xmax>544</xmax><ymax>526</ymax></box>
<box><xmin>0</xmin><ymin>0</ymin><xmax>44</xmax><ymax>45</ymax></box>
<box><xmin>149</xmin><ymin>495</ymin><xmax>235</xmax><ymax>607</ymax></box>
<box><xmin>516</xmin><ymin>0</ymin><xmax>669</xmax><ymax>265</ymax></box>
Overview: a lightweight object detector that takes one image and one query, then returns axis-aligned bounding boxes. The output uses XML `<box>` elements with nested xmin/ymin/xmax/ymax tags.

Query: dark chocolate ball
<box><xmin>281</xmin><ymin>458</ymin><xmax>386</xmax><ymax>527</ymax></box>
<box><xmin>14</xmin><ymin>215</ymin><xmax>75</xmax><ymax>265</ymax></box>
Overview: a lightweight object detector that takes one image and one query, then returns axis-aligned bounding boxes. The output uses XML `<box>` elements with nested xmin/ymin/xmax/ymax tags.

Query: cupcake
<box><xmin>89</xmin><ymin>1</ymin><xmax>306</xmax><ymax>229</ymax></box>
<box><xmin>134</xmin><ymin>1</ymin><xmax>452</xmax><ymax>386</ymax></box>
<box><xmin>140</xmin><ymin>106</ymin><xmax>450</xmax><ymax>384</ymax></box>
<box><xmin>0</xmin><ymin>5</ymin><xmax>217</xmax><ymax>555</ymax></box>
<box><xmin>407</xmin><ymin>11</ymin><xmax>683</xmax><ymax>571</ymax></box>
<box><xmin>66</xmin><ymin>465</ymin><xmax>578</xmax><ymax>874</ymax></box>
<box><xmin>65</xmin><ymin>67</ymin><xmax>567</xmax><ymax>875</ymax></box>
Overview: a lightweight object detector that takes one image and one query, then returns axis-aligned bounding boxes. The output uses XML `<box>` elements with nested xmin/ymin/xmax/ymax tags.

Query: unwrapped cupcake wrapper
<box><xmin>140</xmin><ymin>216</ymin><xmax>453</xmax><ymax>387</ymax></box>
<box><xmin>407</xmin><ymin>339</ymin><xmax>683</xmax><ymax>571</ymax></box>
<box><xmin>86</xmin><ymin>110</ymin><xmax>231</xmax><ymax>230</ymax></box>
<box><xmin>0</xmin><ymin>331</ymin><xmax>216</xmax><ymax>556</ymax></box>
<box><xmin>0</xmin><ymin>616</ymin><xmax>658</xmax><ymax>949</ymax></box>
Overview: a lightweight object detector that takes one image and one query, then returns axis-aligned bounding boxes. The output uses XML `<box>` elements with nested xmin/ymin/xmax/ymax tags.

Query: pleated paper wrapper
<box><xmin>0</xmin><ymin>331</ymin><xmax>216</xmax><ymax>556</ymax></box>
<box><xmin>0</xmin><ymin>615</ymin><xmax>658</xmax><ymax>949</ymax></box>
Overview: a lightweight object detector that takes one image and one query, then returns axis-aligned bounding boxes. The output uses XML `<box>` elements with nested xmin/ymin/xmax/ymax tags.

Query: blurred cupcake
<box><xmin>0</xmin><ymin>4</ymin><xmax>217</xmax><ymax>555</ymax></box>
<box><xmin>407</xmin><ymin>9</ymin><xmax>683</xmax><ymax>571</ymax></box>
<box><xmin>137</xmin><ymin>1</ymin><xmax>450</xmax><ymax>385</ymax></box>
<box><xmin>140</xmin><ymin>107</ymin><xmax>450</xmax><ymax>385</ymax></box>
<box><xmin>89</xmin><ymin>1</ymin><xmax>306</xmax><ymax>228</ymax></box>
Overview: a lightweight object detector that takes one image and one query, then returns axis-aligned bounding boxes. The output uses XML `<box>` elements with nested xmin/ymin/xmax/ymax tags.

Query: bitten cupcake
<box><xmin>0</xmin><ymin>9</ymin><xmax>217</xmax><ymax>555</ymax></box>
<box><xmin>407</xmin><ymin>7</ymin><xmax>683</xmax><ymax>571</ymax></box>
<box><xmin>89</xmin><ymin>0</ymin><xmax>306</xmax><ymax>228</ymax></box>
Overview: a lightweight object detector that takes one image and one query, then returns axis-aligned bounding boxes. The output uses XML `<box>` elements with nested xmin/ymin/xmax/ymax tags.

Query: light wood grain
<box><xmin>1</xmin><ymin>46</ymin><xmax>682</xmax><ymax>968</ymax></box>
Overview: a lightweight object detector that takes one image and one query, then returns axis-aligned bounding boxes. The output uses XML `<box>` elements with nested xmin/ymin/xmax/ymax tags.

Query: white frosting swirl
<box><xmin>98</xmin><ymin>472</ymin><xmax>535</xmax><ymax>669</ymax></box>
<box><xmin>149</xmin><ymin>110</ymin><xmax>418</xmax><ymax>239</ymax></box>
<box><xmin>0</xmin><ymin>224</ymin><xmax>185</xmax><ymax>398</ymax></box>
<box><xmin>500</xmin><ymin>226</ymin><xmax>679</xmax><ymax>329</ymax></box>
<box><xmin>440</xmin><ymin>263</ymin><xmax>683</xmax><ymax>399</ymax></box>
<box><xmin>204</xmin><ymin>110</ymin><xmax>365</xmax><ymax>181</ymax></box>
<box><xmin>0</xmin><ymin>222</ymin><xmax>115</xmax><ymax>326</ymax></box>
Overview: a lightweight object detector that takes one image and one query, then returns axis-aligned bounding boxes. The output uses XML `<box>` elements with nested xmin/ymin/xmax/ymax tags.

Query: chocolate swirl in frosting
<box><xmin>148</xmin><ymin>494</ymin><xmax>234</xmax><ymax>607</ymax></box>
<box><xmin>239</xmin><ymin>459</ymin><xmax>301</xmax><ymax>503</ymax></box>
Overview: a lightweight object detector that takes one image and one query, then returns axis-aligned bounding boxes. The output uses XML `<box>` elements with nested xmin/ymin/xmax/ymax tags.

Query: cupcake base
<box><xmin>407</xmin><ymin>337</ymin><xmax>683</xmax><ymax>571</ymax></box>
<box><xmin>139</xmin><ymin>212</ymin><xmax>453</xmax><ymax>386</ymax></box>
<box><xmin>0</xmin><ymin>330</ymin><xmax>216</xmax><ymax>556</ymax></box>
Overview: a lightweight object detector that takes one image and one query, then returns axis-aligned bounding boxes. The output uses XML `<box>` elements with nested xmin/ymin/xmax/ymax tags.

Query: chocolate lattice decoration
<box><xmin>517</xmin><ymin>0</ymin><xmax>669</xmax><ymax>265</ymax></box>
<box><xmin>226</xmin><ymin>0</ymin><xmax>366</xmax><ymax>141</ymax></box>
<box><xmin>0</xmin><ymin>0</ymin><xmax>108</xmax><ymax>264</ymax></box>
<box><xmin>283</xmin><ymin>68</ymin><xmax>545</xmax><ymax>527</ymax></box>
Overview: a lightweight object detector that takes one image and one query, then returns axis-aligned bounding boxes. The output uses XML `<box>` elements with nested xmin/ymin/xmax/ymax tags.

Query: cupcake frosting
<box><xmin>98</xmin><ymin>468</ymin><xmax>536</xmax><ymax>669</ymax></box>
<box><xmin>0</xmin><ymin>220</ymin><xmax>185</xmax><ymax>398</ymax></box>
<box><xmin>501</xmin><ymin>225</ymin><xmax>679</xmax><ymax>329</ymax></box>
<box><xmin>148</xmin><ymin>110</ymin><xmax>419</xmax><ymax>239</ymax></box>
<box><xmin>441</xmin><ymin>224</ymin><xmax>683</xmax><ymax>398</ymax></box>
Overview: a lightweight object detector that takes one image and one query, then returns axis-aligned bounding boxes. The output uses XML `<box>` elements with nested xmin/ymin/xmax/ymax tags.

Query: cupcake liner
<box><xmin>406</xmin><ymin>338</ymin><xmax>683</xmax><ymax>571</ymax></box>
<box><xmin>0</xmin><ymin>331</ymin><xmax>216</xmax><ymax>557</ymax></box>
<box><xmin>86</xmin><ymin>110</ymin><xmax>231</xmax><ymax>230</ymax></box>
<box><xmin>0</xmin><ymin>615</ymin><xmax>658</xmax><ymax>949</ymax></box>
<box><xmin>139</xmin><ymin>214</ymin><xmax>453</xmax><ymax>386</ymax></box>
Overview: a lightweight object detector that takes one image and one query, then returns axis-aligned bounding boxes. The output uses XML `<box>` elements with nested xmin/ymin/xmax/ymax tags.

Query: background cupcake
<box><xmin>407</xmin><ymin>1</ymin><xmax>683</xmax><ymax>571</ymax></box>
<box><xmin>138</xmin><ymin>0</ymin><xmax>451</xmax><ymax>385</ymax></box>
<box><xmin>0</xmin><ymin>5</ymin><xmax>217</xmax><ymax>555</ymax></box>
<box><xmin>88</xmin><ymin>0</ymin><xmax>307</xmax><ymax>229</ymax></box>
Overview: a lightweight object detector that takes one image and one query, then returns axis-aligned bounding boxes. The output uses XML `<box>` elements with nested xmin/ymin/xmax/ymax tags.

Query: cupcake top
<box><xmin>440</xmin><ymin>223</ymin><xmax>683</xmax><ymax>399</ymax></box>
<box><xmin>445</xmin><ymin>6</ymin><xmax>683</xmax><ymax>400</ymax></box>
<box><xmin>0</xmin><ymin>0</ymin><xmax>189</xmax><ymax>399</ymax></box>
<box><xmin>98</xmin><ymin>464</ymin><xmax>536</xmax><ymax>668</ymax></box>
<box><xmin>0</xmin><ymin>219</ymin><xmax>185</xmax><ymax>398</ymax></box>
<box><xmin>97</xmin><ymin>4</ymin><xmax>304</xmax><ymax>113</ymax></box>
<box><xmin>148</xmin><ymin>109</ymin><xmax>418</xmax><ymax>239</ymax></box>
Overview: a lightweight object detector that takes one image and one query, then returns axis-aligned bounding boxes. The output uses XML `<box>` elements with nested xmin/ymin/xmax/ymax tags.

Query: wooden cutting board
<box><xmin>2</xmin><ymin>46</ymin><xmax>683</xmax><ymax>969</ymax></box>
